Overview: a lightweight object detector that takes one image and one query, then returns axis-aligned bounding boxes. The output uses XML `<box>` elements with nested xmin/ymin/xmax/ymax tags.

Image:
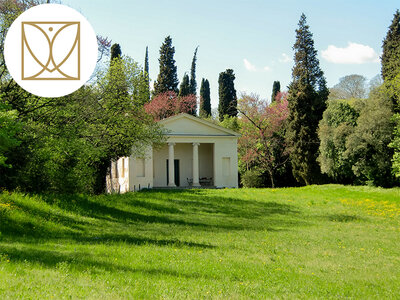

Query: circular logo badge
<box><xmin>4</xmin><ymin>4</ymin><xmax>98</xmax><ymax>98</ymax></box>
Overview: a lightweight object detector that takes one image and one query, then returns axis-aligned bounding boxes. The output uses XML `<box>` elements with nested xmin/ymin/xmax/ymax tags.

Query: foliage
<box><xmin>144</xmin><ymin>91</ymin><xmax>196</xmax><ymax>121</ymax></box>
<box><xmin>317</xmin><ymin>99</ymin><xmax>362</xmax><ymax>183</ymax></box>
<box><xmin>271</xmin><ymin>81</ymin><xmax>280</xmax><ymax>102</ymax></box>
<box><xmin>240</xmin><ymin>168</ymin><xmax>263</xmax><ymax>187</ymax></box>
<box><xmin>199</xmin><ymin>78</ymin><xmax>211</xmax><ymax>118</ymax></box>
<box><xmin>0</xmin><ymin>101</ymin><xmax>21</xmax><ymax>167</ymax></box>
<box><xmin>1</xmin><ymin>57</ymin><xmax>162</xmax><ymax>193</ymax></box>
<box><xmin>179</xmin><ymin>73</ymin><xmax>190</xmax><ymax>97</ymax></box>
<box><xmin>218</xmin><ymin>69</ymin><xmax>237</xmax><ymax>121</ymax></box>
<box><xmin>189</xmin><ymin>46</ymin><xmax>198</xmax><ymax>95</ymax></box>
<box><xmin>381</xmin><ymin>10</ymin><xmax>400</xmax><ymax>82</ymax></box>
<box><xmin>369</xmin><ymin>74</ymin><xmax>384</xmax><ymax>91</ymax></box>
<box><xmin>153</xmin><ymin>36</ymin><xmax>179</xmax><ymax>96</ymax></box>
<box><xmin>388</xmin><ymin>74</ymin><xmax>400</xmax><ymax>177</ymax></box>
<box><xmin>143</xmin><ymin>46</ymin><xmax>150</xmax><ymax>101</ymax></box>
<box><xmin>329</xmin><ymin>74</ymin><xmax>367</xmax><ymax>100</ymax></box>
<box><xmin>1</xmin><ymin>186</ymin><xmax>400</xmax><ymax>298</ymax></box>
<box><xmin>344</xmin><ymin>87</ymin><xmax>395</xmax><ymax>187</ymax></box>
<box><xmin>110</xmin><ymin>43</ymin><xmax>122</xmax><ymax>61</ymax></box>
<box><xmin>179</xmin><ymin>73</ymin><xmax>196</xmax><ymax>115</ymax></box>
<box><xmin>219</xmin><ymin>115</ymin><xmax>239</xmax><ymax>132</ymax></box>
<box><xmin>238</xmin><ymin>93</ymin><xmax>289</xmax><ymax>187</ymax></box>
<box><xmin>286</xmin><ymin>14</ymin><xmax>329</xmax><ymax>185</ymax></box>
<box><xmin>390</xmin><ymin>114</ymin><xmax>400</xmax><ymax>177</ymax></box>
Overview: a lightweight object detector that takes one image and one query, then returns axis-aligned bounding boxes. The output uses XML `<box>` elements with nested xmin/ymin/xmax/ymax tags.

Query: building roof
<box><xmin>158</xmin><ymin>113</ymin><xmax>240</xmax><ymax>137</ymax></box>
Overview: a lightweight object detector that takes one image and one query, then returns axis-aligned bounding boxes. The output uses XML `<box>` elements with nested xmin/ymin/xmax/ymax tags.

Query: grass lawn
<box><xmin>0</xmin><ymin>185</ymin><xmax>400</xmax><ymax>299</ymax></box>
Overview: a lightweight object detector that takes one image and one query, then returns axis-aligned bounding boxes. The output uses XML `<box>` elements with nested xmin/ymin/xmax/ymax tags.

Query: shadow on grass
<box><xmin>0</xmin><ymin>244</ymin><xmax>215</xmax><ymax>279</ymax></box>
<box><xmin>11</xmin><ymin>233</ymin><xmax>215</xmax><ymax>249</ymax></box>
<box><xmin>325</xmin><ymin>213</ymin><xmax>365</xmax><ymax>223</ymax></box>
<box><xmin>1</xmin><ymin>189</ymin><xmax>305</xmax><ymax>245</ymax></box>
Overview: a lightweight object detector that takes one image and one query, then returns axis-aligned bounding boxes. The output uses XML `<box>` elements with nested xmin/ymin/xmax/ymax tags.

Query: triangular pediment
<box><xmin>158</xmin><ymin>113</ymin><xmax>240</xmax><ymax>137</ymax></box>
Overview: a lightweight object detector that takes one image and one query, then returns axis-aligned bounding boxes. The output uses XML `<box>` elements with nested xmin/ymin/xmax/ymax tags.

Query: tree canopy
<box><xmin>286</xmin><ymin>13</ymin><xmax>329</xmax><ymax>185</ymax></box>
<box><xmin>329</xmin><ymin>74</ymin><xmax>367</xmax><ymax>100</ymax></box>
<box><xmin>382</xmin><ymin>10</ymin><xmax>400</xmax><ymax>82</ymax></box>
<box><xmin>218</xmin><ymin>69</ymin><xmax>237</xmax><ymax>121</ymax></box>
<box><xmin>200</xmin><ymin>78</ymin><xmax>211</xmax><ymax>118</ymax></box>
<box><xmin>153</xmin><ymin>36</ymin><xmax>179</xmax><ymax>96</ymax></box>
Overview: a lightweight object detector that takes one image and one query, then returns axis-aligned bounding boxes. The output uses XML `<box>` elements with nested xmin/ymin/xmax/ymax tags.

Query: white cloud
<box><xmin>243</xmin><ymin>58</ymin><xmax>271</xmax><ymax>72</ymax></box>
<box><xmin>243</xmin><ymin>58</ymin><xmax>257</xmax><ymax>71</ymax></box>
<box><xmin>321</xmin><ymin>42</ymin><xmax>379</xmax><ymax>64</ymax></box>
<box><xmin>279</xmin><ymin>53</ymin><xmax>291</xmax><ymax>63</ymax></box>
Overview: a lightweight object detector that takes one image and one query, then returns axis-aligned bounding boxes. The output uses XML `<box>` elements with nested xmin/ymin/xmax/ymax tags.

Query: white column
<box><xmin>168</xmin><ymin>142</ymin><xmax>176</xmax><ymax>187</ymax></box>
<box><xmin>192</xmin><ymin>142</ymin><xmax>200</xmax><ymax>187</ymax></box>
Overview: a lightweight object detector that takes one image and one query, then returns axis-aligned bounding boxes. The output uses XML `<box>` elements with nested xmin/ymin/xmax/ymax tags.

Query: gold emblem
<box><xmin>21</xmin><ymin>21</ymin><xmax>80</xmax><ymax>80</ymax></box>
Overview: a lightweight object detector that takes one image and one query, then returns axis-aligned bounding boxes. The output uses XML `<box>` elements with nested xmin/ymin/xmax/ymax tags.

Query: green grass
<box><xmin>0</xmin><ymin>185</ymin><xmax>399</xmax><ymax>299</ymax></box>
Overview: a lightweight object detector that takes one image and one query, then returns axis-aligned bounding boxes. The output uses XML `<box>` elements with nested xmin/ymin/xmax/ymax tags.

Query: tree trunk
<box><xmin>93</xmin><ymin>157</ymin><xmax>111</xmax><ymax>194</ymax></box>
<box><xmin>268</xmin><ymin>169</ymin><xmax>275</xmax><ymax>188</ymax></box>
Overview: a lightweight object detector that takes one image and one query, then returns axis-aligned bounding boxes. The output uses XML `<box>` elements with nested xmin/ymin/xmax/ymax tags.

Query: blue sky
<box><xmin>63</xmin><ymin>0</ymin><xmax>398</xmax><ymax>108</ymax></box>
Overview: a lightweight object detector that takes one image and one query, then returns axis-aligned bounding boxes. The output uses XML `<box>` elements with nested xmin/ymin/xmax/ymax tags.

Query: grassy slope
<box><xmin>0</xmin><ymin>185</ymin><xmax>399</xmax><ymax>299</ymax></box>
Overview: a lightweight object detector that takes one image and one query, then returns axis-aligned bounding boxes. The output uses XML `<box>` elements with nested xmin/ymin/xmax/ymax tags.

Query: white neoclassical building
<box><xmin>107</xmin><ymin>113</ymin><xmax>239</xmax><ymax>193</ymax></box>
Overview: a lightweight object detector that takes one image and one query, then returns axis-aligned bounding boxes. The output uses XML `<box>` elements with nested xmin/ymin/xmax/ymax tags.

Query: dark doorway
<box><xmin>166</xmin><ymin>159</ymin><xmax>180</xmax><ymax>186</ymax></box>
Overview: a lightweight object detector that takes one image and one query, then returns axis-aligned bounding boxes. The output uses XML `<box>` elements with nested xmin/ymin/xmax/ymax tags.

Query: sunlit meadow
<box><xmin>0</xmin><ymin>185</ymin><xmax>399</xmax><ymax>298</ymax></box>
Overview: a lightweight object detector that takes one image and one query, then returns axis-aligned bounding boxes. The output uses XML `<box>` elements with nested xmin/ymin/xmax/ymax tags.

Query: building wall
<box><xmin>213</xmin><ymin>138</ymin><xmax>238</xmax><ymax>188</ymax></box>
<box><xmin>116</xmin><ymin>157</ymin><xmax>129</xmax><ymax>193</ymax></box>
<box><xmin>129</xmin><ymin>148</ymin><xmax>153</xmax><ymax>191</ymax></box>
<box><xmin>199</xmin><ymin>143</ymin><xmax>213</xmax><ymax>182</ymax></box>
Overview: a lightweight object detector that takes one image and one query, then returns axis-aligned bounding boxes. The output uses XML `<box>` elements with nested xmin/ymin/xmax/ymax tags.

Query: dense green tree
<box><xmin>179</xmin><ymin>73</ymin><xmax>190</xmax><ymax>97</ymax></box>
<box><xmin>286</xmin><ymin>14</ymin><xmax>329</xmax><ymax>185</ymax></box>
<box><xmin>381</xmin><ymin>10</ymin><xmax>400</xmax><ymax>82</ymax></box>
<box><xmin>110</xmin><ymin>43</ymin><xmax>122</xmax><ymax>62</ymax></box>
<box><xmin>329</xmin><ymin>75</ymin><xmax>367</xmax><ymax>100</ymax></box>
<box><xmin>317</xmin><ymin>99</ymin><xmax>363</xmax><ymax>183</ymax></box>
<box><xmin>390</xmin><ymin>112</ymin><xmax>400</xmax><ymax>178</ymax></box>
<box><xmin>218</xmin><ymin>69</ymin><xmax>237</xmax><ymax>121</ymax></box>
<box><xmin>143</xmin><ymin>46</ymin><xmax>150</xmax><ymax>101</ymax></box>
<box><xmin>0</xmin><ymin>102</ymin><xmax>21</xmax><ymax>168</ymax></box>
<box><xmin>153</xmin><ymin>36</ymin><xmax>179</xmax><ymax>96</ymax></box>
<box><xmin>199</xmin><ymin>78</ymin><xmax>211</xmax><ymax>118</ymax></box>
<box><xmin>144</xmin><ymin>46</ymin><xmax>149</xmax><ymax>78</ymax></box>
<box><xmin>382</xmin><ymin>11</ymin><xmax>400</xmax><ymax>179</ymax></box>
<box><xmin>271</xmin><ymin>81</ymin><xmax>280</xmax><ymax>102</ymax></box>
<box><xmin>189</xmin><ymin>46</ymin><xmax>198</xmax><ymax>95</ymax></box>
<box><xmin>0</xmin><ymin>57</ymin><xmax>162</xmax><ymax>193</ymax></box>
<box><xmin>388</xmin><ymin>73</ymin><xmax>400</xmax><ymax>177</ymax></box>
<box><xmin>345</xmin><ymin>87</ymin><xmax>395</xmax><ymax>187</ymax></box>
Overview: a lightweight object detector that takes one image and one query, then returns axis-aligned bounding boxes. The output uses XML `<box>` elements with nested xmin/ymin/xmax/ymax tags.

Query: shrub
<box><xmin>241</xmin><ymin>169</ymin><xmax>263</xmax><ymax>188</ymax></box>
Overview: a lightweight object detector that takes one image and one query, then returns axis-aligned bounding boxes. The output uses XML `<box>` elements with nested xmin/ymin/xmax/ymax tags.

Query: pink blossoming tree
<box><xmin>238</xmin><ymin>92</ymin><xmax>290</xmax><ymax>187</ymax></box>
<box><xmin>144</xmin><ymin>91</ymin><xmax>197</xmax><ymax>121</ymax></box>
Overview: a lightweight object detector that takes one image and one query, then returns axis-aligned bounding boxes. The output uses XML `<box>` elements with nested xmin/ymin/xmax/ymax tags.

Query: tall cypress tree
<box><xmin>200</xmin><ymin>78</ymin><xmax>211</xmax><ymax>118</ymax></box>
<box><xmin>271</xmin><ymin>81</ymin><xmax>281</xmax><ymax>102</ymax></box>
<box><xmin>144</xmin><ymin>46</ymin><xmax>149</xmax><ymax>76</ymax></box>
<box><xmin>382</xmin><ymin>10</ymin><xmax>400</xmax><ymax>82</ymax></box>
<box><xmin>143</xmin><ymin>46</ymin><xmax>150</xmax><ymax>101</ymax></box>
<box><xmin>189</xmin><ymin>46</ymin><xmax>199</xmax><ymax>95</ymax></box>
<box><xmin>153</xmin><ymin>36</ymin><xmax>179</xmax><ymax>96</ymax></box>
<box><xmin>179</xmin><ymin>74</ymin><xmax>190</xmax><ymax>97</ymax></box>
<box><xmin>110</xmin><ymin>43</ymin><xmax>122</xmax><ymax>63</ymax></box>
<box><xmin>286</xmin><ymin>14</ymin><xmax>329</xmax><ymax>185</ymax></box>
<box><xmin>218</xmin><ymin>69</ymin><xmax>237</xmax><ymax>121</ymax></box>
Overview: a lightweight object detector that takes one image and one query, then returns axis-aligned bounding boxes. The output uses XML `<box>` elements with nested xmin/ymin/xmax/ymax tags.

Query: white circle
<box><xmin>4</xmin><ymin>4</ymin><xmax>98</xmax><ymax>98</ymax></box>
